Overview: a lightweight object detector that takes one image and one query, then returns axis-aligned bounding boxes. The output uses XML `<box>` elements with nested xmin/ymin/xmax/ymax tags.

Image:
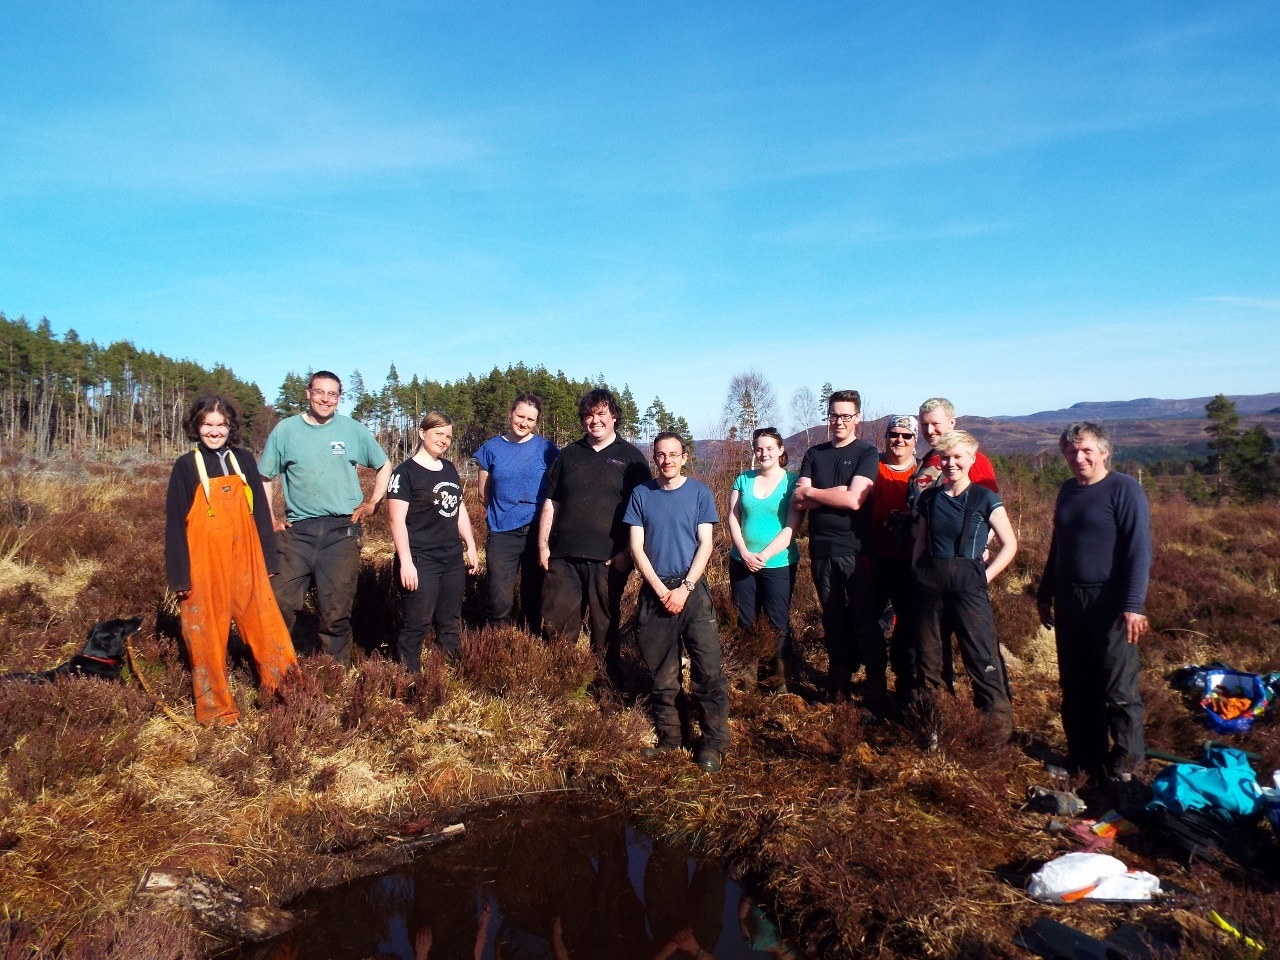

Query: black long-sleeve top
<box><xmin>1037</xmin><ymin>471</ymin><xmax>1152</xmax><ymax>613</ymax></box>
<box><xmin>165</xmin><ymin>445</ymin><xmax>278</xmax><ymax>592</ymax></box>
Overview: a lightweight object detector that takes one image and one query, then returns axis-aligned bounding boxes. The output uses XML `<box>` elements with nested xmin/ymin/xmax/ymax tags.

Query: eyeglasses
<box><xmin>887</xmin><ymin>432</ymin><xmax>914</xmax><ymax>441</ymax></box>
<box><xmin>309</xmin><ymin>389</ymin><xmax>341</xmax><ymax>400</ymax></box>
<box><xmin>827</xmin><ymin>413</ymin><xmax>858</xmax><ymax>423</ymax></box>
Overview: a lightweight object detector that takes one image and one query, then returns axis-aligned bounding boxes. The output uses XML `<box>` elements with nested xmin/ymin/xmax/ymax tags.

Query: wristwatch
<box><xmin>682</xmin><ymin>579</ymin><xmax>696</xmax><ymax>591</ymax></box>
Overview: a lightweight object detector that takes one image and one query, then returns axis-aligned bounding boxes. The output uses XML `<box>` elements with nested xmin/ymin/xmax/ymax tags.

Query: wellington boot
<box><xmin>767</xmin><ymin>656</ymin><xmax>789</xmax><ymax>695</ymax></box>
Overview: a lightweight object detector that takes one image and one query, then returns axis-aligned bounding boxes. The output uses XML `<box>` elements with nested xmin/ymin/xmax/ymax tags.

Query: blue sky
<box><xmin>2</xmin><ymin>0</ymin><xmax>1277</xmax><ymax>437</ymax></box>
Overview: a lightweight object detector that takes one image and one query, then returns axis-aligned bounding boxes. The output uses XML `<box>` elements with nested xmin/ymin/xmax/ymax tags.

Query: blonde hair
<box><xmin>919</xmin><ymin>397</ymin><xmax>955</xmax><ymax>418</ymax></box>
<box><xmin>934</xmin><ymin>429</ymin><xmax>978</xmax><ymax>453</ymax></box>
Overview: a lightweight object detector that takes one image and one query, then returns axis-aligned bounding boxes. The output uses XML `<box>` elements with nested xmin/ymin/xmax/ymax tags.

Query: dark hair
<box><xmin>652</xmin><ymin>431</ymin><xmax>687</xmax><ymax>454</ymax></box>
<box><xmin>308</xmin><ymin>370</ymin><xmax>343</xmax><ymax>392</ymax></box>
<box><xmin>752</xmin><ymin>426</ymin><xmax>788</xmax><ymax>467</ymax></box>
<box><xmin>827</xmin><ymin>389</ymin><xmax>862</xmax><ymax>414</ymax></box>
<box><xmin>1060</xmin><ymin>421</ymin><xmax>1111</xmax><ymax>456</ymax></box>
<box><xmin>418</xmin><ymin>409</ymin><xmax>454</xmax><ymax>432</ymax></box>
<box><xmin>578</xmin><ymin>388</ymin><xmax>620</xmax><ymax>422</ymax></box>
<box><xmin>183</xmin><ymin>394</ymin><xmax>242</xmax><ymax>446</ymax></box>
<box><xmin>511</xmin><ymin>392</ymin><xmax>543</xmax><ymax>418</ymax></box>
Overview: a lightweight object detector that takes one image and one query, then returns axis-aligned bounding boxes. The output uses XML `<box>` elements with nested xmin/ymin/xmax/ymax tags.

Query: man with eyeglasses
<box><xmin>793</xmin><ymin>389</ymin><xmax>884</xmax><ymax>704</ymax></box>
<box><xmin>624</xmin><ymin>431</ymin><xmax>729</xmax><ymax>772</ymax></box>
<box><xmin>260</xmin><ymin>370</ymin><xmax>390</xmax><ymax>667</ymax></box>
<box><xmin>539</xmin><ymin>388</ymin><xmax>651</xmax><ymax>690</ymax></box>
<box><xmin>871</xmin><ymin>415</ymin><xmax>921</xmax><ymax>702</ymax></box>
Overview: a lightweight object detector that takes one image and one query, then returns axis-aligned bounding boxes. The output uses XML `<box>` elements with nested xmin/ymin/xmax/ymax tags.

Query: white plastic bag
<box><xmin>1085</xmin><ymin>870</ymin><xmax>1161</xmax><ymax>901</ymax></box>
<box><xmin>1026</xmin><ymin>853</ymin><xmax>1128</xmax><ymax>903</ymax></box>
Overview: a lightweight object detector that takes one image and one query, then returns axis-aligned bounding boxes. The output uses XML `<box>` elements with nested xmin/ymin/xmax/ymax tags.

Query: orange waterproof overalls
<box><xmin>181</xmin><ymin>455</ymin><xmax>297</xmax><ymax>725</ymax></box>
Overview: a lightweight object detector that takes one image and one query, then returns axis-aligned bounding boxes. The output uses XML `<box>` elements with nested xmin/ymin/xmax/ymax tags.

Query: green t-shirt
<box><xmin>730</xmin><ymin>469</ymin><xmax>799</xmax><ymax>568</ymax></box>
<box><xmin>259</xmin><ymin>414</ymin><xmax>388</xmax><ymax>522</ymax></box>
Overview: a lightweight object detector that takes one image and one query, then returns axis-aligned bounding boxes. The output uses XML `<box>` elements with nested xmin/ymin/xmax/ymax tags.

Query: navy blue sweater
<box><xmin>1037</xmin><ymin>471</ymin><xmax>1151</xmax><ymax>613</ymax></box>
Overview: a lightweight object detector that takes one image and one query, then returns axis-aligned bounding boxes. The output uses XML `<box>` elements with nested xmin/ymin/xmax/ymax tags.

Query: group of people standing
<box><xmin>164</xmin><ymin>373</ymin><xmax>1152</xmax><ymax>793</ymax></box>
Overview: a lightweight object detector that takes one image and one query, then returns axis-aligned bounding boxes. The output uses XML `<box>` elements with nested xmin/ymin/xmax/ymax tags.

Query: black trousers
<box><xmin>875</xmin><ymin>555</ymin><xmax>918</xmax><ymax>696</ymax></box>
<box><xmin>1055</xmin><ymin>582</ymin><xmax>1145</xmax><ymax>778</ymax></box>
<box><xmin>541</xmin><ymin>557</ymin><xmax>628</xmax><ymax>681</ymax></box>
<box><xmin>914</xmin><ymin>555</ymin><xmax>1013</xmax><ymax>740</ymax></box>
<box><xmin>272</xmin><ymin>516</ymin><xmax>363</xmax><ymax>667</ymax></box>
<box><xmin>484</xmin><ymin>524</ymin><xmax>544</xmax><ymax>633</ymax></box>
<box><xmin>728</xmin><ymin>559</ymin><xmax>795</xmax><ymax>654</ymax></box>
<box><xmin>395</xmin><ymin>554</ymin><xmax>465</xmax><ymax>670</ymax></box>
<box><xmin>636</xmin><ymin>582</ymin><xmax>731</xmax><ymax>752</ymax></box>
<box><xmin>811</xmin><ymin>553</ymin><xmax>885</xmax><ymax>689</ymax></box>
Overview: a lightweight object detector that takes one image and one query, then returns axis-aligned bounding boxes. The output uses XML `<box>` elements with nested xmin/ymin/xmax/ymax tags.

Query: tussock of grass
<box><xmin>1</xmin><ymin>460</ymin><xmax>1279</xmax><ymax>958</ymax></box>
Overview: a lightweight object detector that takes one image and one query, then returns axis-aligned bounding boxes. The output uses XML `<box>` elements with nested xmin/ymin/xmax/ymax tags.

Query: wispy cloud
<box><xmin>0</xmin><ymin>2</ymin><xmax>482</xmax><ymax>195</ymax></box>
<box><xmin>757</xmin><ymin>213</ymin><xmax>1014</xmax><ymax>247</ymax></box>
<box><xmin>1197</xmin><ymin>296</ymin><xmax>1280</xmax><ymax>312</ymax></box>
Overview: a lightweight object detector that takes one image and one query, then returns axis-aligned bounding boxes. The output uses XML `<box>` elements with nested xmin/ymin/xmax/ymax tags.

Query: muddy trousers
<box><xmin>1054</xmin><ymin>582</ymin><xmax>1145</xmax><ymax>779</ymax></box>
<box><xmin>396</xmin><ymin>554</ymin><xmax>465</xmax><ymax>670</ymax></box>
<box><xmin>181</xmin><ymin>476</ymin><xmax>297</xmax><ymax>726</ymax></box>
<box><xmin>484</xmin><ymin>524</ymin><xmax>543</xmax><ymax>634</ymax></box>
<box><xmin>914</xmin><ymin>555</ymin><xmax>1013</xmax><ymax>742</ymax></box>
<box><xmin>541</xmin><ymin>557</ymin><xmax>628</xmax><ymax>684</ymax></box>
<box><xmin>637</xmin><ymin>582</ymin><xmax>731</xmax><ymax>753</ymax></box>
<box><xmin>272</xmin><ymin>516</ymin><xmax>362</xmax><ymax>667</ymax></box>
<box><xmin>875</xmin><ymin>555</ymin><xmax>918</xmax><ymax>698</ymax></box>
<box><xmin>811</xmin><ymin>553</ymin><xmax>885</xmax><ymax>695</ymax></box>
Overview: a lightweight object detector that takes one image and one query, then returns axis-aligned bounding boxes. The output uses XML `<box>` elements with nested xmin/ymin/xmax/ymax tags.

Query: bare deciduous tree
<box><xmin>790</xmin><ymin>386</ymin><xmax>817</xmax><ymax>447</ymax></box>
<box><xmin>722</xmin><ymin>370</ymin><xmax>779</xmax><ymax>442</ymax></box>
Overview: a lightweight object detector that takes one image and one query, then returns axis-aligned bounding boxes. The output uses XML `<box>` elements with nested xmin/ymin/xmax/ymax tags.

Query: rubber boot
<box><xmin>768</xmin><ymin>656</ymin><xmax>789</xmax><ymax>695</ymax></box>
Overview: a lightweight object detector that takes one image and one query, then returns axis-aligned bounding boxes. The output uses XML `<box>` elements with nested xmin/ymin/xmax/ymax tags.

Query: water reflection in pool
<box><xmin>234</xmin><ymin>797</ymin><xmax>798</xmax><ymax>960</ymax></box>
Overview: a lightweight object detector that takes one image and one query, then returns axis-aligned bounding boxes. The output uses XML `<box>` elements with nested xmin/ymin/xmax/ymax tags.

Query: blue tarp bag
<box><xmin>1173</xmin><ymin>664</ymin><xmax>1276</xmax><ymax>734</ymax></box>
<box><xmin>1148</xmin><ymin>745</ymin><xmax>1264</xmax><ymax>820</ymax></box>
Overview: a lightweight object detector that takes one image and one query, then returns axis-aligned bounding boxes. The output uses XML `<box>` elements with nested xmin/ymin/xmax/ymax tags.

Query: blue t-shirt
<box><xmin>473</xmin><ymin>434</ymin><xmax>559</xmax><ymax>532</ymax></box>
<box><xmin>623</xmin><ymin>478</ymin><xmax>719</xmax><ymax>579</ymax></box>
<box><xmin>919</xmin><ymin>484</ymin><xmax>1003</xmax><ymax>560</ymax></box>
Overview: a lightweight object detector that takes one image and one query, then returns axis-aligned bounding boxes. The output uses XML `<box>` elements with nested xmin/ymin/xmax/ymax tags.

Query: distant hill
<box><xmin>695</xmin><ymin>392</ymin><xmax>1280</xmax><ymax>462</ymax></box>
<box><xmin>989</xmin><ymin>393</ymin><xmax>1280</xmax><ymax>423</ymax></box>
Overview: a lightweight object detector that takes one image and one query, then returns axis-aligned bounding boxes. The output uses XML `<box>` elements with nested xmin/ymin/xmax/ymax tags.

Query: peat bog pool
<box><xmin>225</xmin><ymin>796</ymin><xmax>799</xmax><ymax>960</ymax></box>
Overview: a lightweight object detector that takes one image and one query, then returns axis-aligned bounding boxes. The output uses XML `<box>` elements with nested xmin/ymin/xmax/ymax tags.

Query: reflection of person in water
<box><xmin>738</xmin><ymin>894</ymin><xmax>798</xmax><ymax>959</ymax></box>
<box><xmin>413</xmin><ymin>894</ymin><xmax>492</xmax><ymax>960</ymax></box>
<box><xmin>644</xmin><ymin>843</ymin><xmax>724</xmax><ymax>960</ymax></box>
<box><xmin>484</xmin><ymin>805</ymin><xmax>646</xmax><ymax>960</ymax></box>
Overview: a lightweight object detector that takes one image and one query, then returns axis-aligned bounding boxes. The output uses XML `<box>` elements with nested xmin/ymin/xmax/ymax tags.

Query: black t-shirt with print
<box><xmin>388</xmin><ymin>457</ymin><xmax>464</xmax><ymax>564</ymax></box>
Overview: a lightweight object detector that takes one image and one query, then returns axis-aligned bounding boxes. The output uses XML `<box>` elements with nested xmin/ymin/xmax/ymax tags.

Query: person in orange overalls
<box><xmin>165</xmin><ymin>395</ymin><xmax>297</xmax><ymax>725</ymax></box>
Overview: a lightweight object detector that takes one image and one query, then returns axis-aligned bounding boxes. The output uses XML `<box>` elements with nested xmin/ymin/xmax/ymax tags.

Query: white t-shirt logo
<box><xmin>435</xmin><ymin>482</ymin><xmax>461</xmax><ymax>518</ymax></box>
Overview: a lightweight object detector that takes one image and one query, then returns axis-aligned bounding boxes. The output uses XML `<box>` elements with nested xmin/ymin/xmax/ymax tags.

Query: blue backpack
<box><xmin>1148</xmin><ymin>745</ymin><xmax>1264</xmax><ymax>820</ymax></box>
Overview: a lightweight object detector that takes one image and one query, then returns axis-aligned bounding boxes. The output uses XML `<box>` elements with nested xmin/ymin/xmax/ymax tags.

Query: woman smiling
<box><xmin>388</xmin><ymin>411</ymin><xmax>479</xmax><ymax>671</ymax></box>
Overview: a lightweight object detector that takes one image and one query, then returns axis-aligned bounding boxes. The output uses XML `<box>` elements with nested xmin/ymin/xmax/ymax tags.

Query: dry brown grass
<box><xmin>0</xmin><ymin>456</ymin><xmax>1278</xmax><ymax>958</ymax></box>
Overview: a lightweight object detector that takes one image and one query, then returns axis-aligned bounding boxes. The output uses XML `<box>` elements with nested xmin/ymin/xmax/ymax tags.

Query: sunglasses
<box><xmin>752</xmin><ymin>427</ymin><xmax>777</xmax><ymax>440</ymax></box>
<box><xmin>887</xmin><ymin>432</ymin><xmax>914</xmax><ymax>441</ymax></box>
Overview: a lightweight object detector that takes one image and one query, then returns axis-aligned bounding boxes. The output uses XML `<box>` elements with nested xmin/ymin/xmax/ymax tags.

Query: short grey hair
<box><xmin>1059</xmin><ymin>421</ymin><xmax>1111</xmax><ymax>456</ymax></box>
